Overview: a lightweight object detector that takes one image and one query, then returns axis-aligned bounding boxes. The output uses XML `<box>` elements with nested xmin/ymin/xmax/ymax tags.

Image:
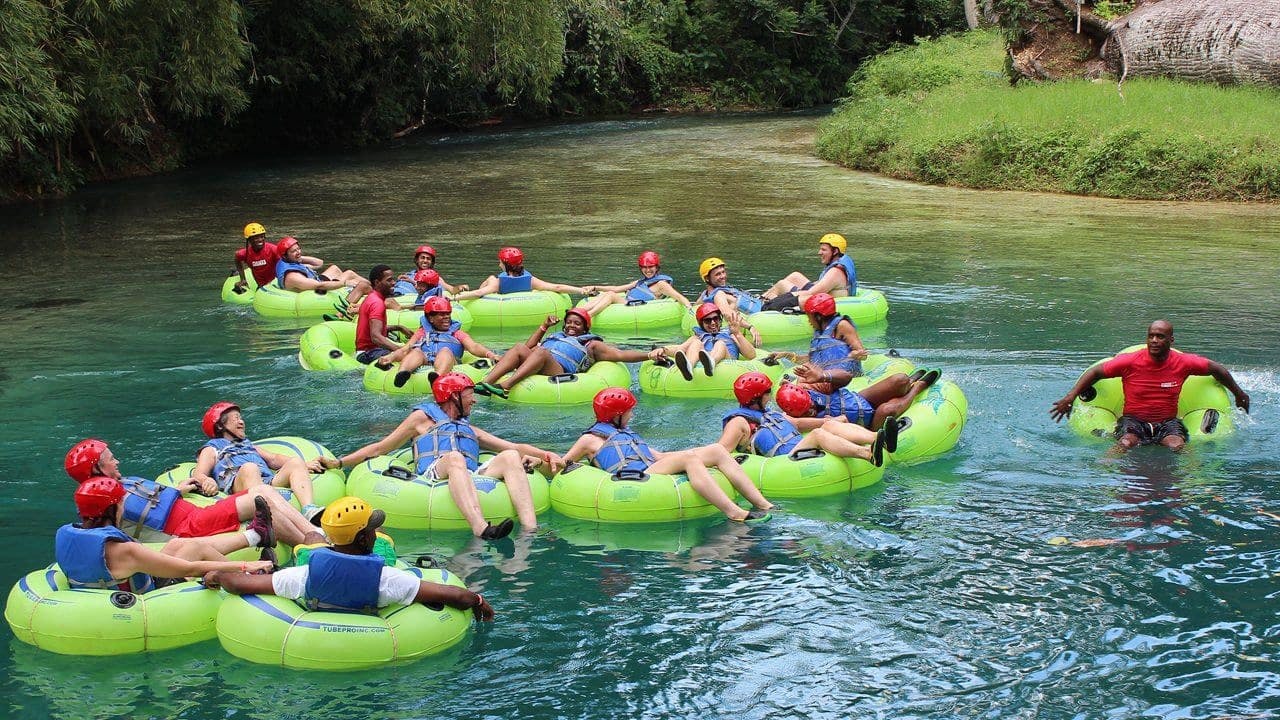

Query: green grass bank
<box><xmin>816</xmin><ymin>31</ymin><xmax>1280</xmax><ymax>201</ymax></box>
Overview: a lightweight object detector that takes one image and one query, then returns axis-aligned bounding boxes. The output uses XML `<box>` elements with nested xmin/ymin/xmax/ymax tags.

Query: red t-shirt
<box><xmin>1101</xmin><ymin>349</ymin><xmax>1210</xmax><ymax>422</ymax></box>
<box><xmin>235</xmin><ymin>243</ymin><xmax>281</xmax><ymax>287</ymax></box>
<box><xmin>355</xmin><ymin>291</ymin><xmax>387</xmax><ymax>351</ymax></box>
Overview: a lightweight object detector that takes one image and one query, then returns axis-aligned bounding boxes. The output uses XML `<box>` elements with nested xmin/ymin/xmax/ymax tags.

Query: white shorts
<box><xmin>420</xmin><ymin>457</ymin><xmax>494</xmax><ymax>481</ymax></box>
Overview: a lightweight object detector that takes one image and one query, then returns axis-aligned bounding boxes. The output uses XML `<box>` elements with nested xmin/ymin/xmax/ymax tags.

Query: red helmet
<box><xmin>593</xmin><ymin>388</ymin><xmax>637</xmax><ymax>423</ymax></box>
<box><xmin>803</xmin><ymin>293</ymin><xmax>837</xmax><ymax>317</ymax></box>
<box><xmin>74</xmin><ymin>477</ymin><xmax>126</xmax><ymax>519</ymax></box>
<box><xmin>733</xmin><ymin>372</ymin><xmax>773</xmax><ymax>405</ymax></box>
<box><xmin>414</xmin><ymin>269</ymin><xmax>441</xmax><ymax>285</ymax></box>
<box><xmin>638</xmin><ymin>251</ymin><xmax>661</xmax><ymax>267</ymax></box>
<box><xmin>65</xmin><ymin>439</ymin><xmax>109</xmax><ymax>482</ymax></box>
<box><xmin>277</xmin><ymin>236</ymin><xmax>299</xmax><ymax>254</ymax></box>
<box><xmin>422</xmin><ymin>296</ymin><xmax>452</xmax><ymax>315</ymax></box>
<box><xmin>414</xmin><ymin>245</ymin><xmax>436</xmax><ymax>259</ymax></box>
<box><xmin>564</xmin><ymin>308</ymin><xmax>592</xmax><ymax>331</ymax></box>
<box><xmin>498</xmin><ymin>247</ymin><xmax>524</xmax><ymax>267</ymax></box>
<box><xmin>432</xmin><ymin>373</ymin><xmax>475</xmax><ymax>404</ymax></box>
<box><xmin>695</xmin><ymin>303</ymin><xmax>722</xmax><ymax>323</ymax></box>
<box><xmin>202</xmin><ymin>401</ymin><xmax>240</xmax><ymax>439</ymax></box>
<box><xmin>775</xmin><ymin>383</ymin><xmax>814</xmax><ymax>416</ymax></box>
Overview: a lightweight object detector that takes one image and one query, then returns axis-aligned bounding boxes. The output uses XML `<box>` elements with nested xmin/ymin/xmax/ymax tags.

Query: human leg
<box><xmin>580</xmin><ymin>291</ymin><xmax>621</xmax><ymax>316</ymax></box>
<box><xmin>431</xmin><ymin>452</ymin><xmax>512</xmax><ymax>538</ymax></box>
<box><xmin>688</xmin><ymin>444</ymin><xmax>774</xmax><ymax>511</ymax></box>
<box><xmin>496</xmin><ymin>347</ymin><xmax>563</xmax><ymax>390</ymax></box>
<box><xmin>237</xmin><ymin>486</ymin><xmax>310</xmax><ymax>545</ymax></box>
<box><xmin>763</xmin><ymin>273</ymin><xmax>810</xmax><ymax>300</ymax></box>
<box><xmin>231</xmin><ymin>463</ymin><xmax>268</xmax><ymax>493</ymax></box>
<box><xmin>797</xmin><ymin>427</ymin><xmax>874</xmax><ymax>462</ymax></box>
<box><xmin>481</xmin><ymin>345</ymin><xmax>532</xmax><ymax>384</ymax></box>
<box><xmin>271</xmin><ymin>457</ymin><xmax>315</xmax><ymax>506</ymax></box>
<box><xmin>431</xmin><ymin>347</ymin><xmax>458</xmax><ymax>374</ymax></box>
<box><xmin>647</xmin><ymin>452</ymin><xmax>751</xmax><ymax>520</ymax></box>
<box><xmin>482</xmin><ymin>449</ymin><xmax>539</xmax><ymax>529</ymax></box>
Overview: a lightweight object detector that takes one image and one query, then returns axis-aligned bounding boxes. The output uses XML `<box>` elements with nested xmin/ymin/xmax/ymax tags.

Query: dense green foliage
<box><xmin>1</xmin><ymin>0</ymin><xmax>962</xmax><ymax>201</ymax></box>
<box><xmin>817</xmin><ymin>30</ymin><xmax>1280</xmax><ymax>201</ymax></box>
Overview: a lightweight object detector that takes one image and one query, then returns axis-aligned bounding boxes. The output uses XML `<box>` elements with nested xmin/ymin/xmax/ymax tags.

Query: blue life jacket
<box><xmin>820</xmin><ymin>254</ymin><xmax>858</xmax><ymax>295</ymax></box>
<box><xmin>586</xmin><ymin>422</ymin><xmax>657</xmax><ymax>474</ymax></box>
<box><xmin>303</xmin><ymin>548</ymin><xmax>384</xmax><ymax>614</ymax></box>
<box><xmin>721</xmin><ymin>407</ymin><xmax>803</xmax><ymax>457</ymax></box>
<box><xmin>275</xmin><ymin>259</ymin><xmax>319</xmax><ymax>289</ymax></box>
<box><xmin>412</xmin><ymin>402</ymin><xmax>481</xmax><ymax>473</ymax></box>
<box><xmin>54</xmin><ymin>524</ymin><xmax>155</xmax><ymax>593</ymax></box>
<box><xmin>119</xmin><ymin>476</ymin><xmax>181</xmax><ymax>536</ymax></box>
<box><xmin>810</xmin><ymin>314</ymin><xmax>861</xmax><ymax>375</ymax></box>
<box><xmin>625</xmin><ymin>273</ymin><xmax>674</xmax><ymax>303</ymax></box>
<box><xmin>392</xmin><ymin>278</ymin><xmax>416</xmax><ymax>296</ymax></box>
<box><xmin>693</xmin><ymin>327</ymin><xmax>740</xmax><ymax>360</ymax></box>
<box><xmin>203</xmin><ymin>438</ymin><xmax>275</xmax><ymax>493</ymax></box>
<box><xmin>810</xmin><ymin>388</ymin><xmax>875</xmax><ymax>428</ymax></box>
<box><xmin>497</xmin><ymin>271</ymin><xmax>533</xmax><ymax>294</ymax></box>
<box><xmin>543</xmin><ymin>332</ymin><xmax>601</xmax><ymax>374</ymax></box>
<box><xmin>415</xmin><ymin>320</ymin><xmax>463</xmax><ymax>361</ymax></box>
<box><xmin>698</xmin><ymin>286</ymin><xmax>763</xmax><ymax>315</ymax></box>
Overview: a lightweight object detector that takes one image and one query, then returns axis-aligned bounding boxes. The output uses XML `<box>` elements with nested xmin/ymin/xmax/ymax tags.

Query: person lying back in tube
<box><xmin>205</xmin><ymin>496</ymin><xmax>494</xmax><ymax>620</ymax></box>
<box><xmin>759</xmin><ymin>233</ymin><xmax>858</xmax><ymax>311</ymax></box>
<box><xmin>273</xmin><ymin>235</ymin><xmax>371</xmax><ymax>310</ymax></box>
<box><xmin>390</xmin><ymin>245</ymin><xmax>468</xmax><ymax>299</ymax></box>
<box><xmin>450</xmin><ymin>247</ymin><xmax>594</xmax><ymax>301</ymax></box>
<box><xmin>577</xmin><ymin>250</ymin><xmax>692</xmax><ymax>317</ymax></box>
<box><xmin>375</xmin><ymin>296</ymin><xmax>500</xmax><ymax>388</ymax></box>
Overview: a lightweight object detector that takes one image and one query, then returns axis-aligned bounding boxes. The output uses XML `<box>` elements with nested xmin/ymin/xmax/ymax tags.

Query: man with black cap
<box><xmin>205</xmin><ymin>496</ymin><xmax>494</xmax><ymax>618</ymax></box>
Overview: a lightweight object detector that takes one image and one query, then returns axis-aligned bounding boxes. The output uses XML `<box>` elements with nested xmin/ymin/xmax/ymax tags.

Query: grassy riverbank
<box><xmin>816</xmin><ymin>31</ymin><xmax>1280</xmax><ymax>201</ymax></box>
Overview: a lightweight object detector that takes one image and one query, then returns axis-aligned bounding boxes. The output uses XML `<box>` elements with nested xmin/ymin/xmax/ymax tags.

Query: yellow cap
<box><xmin>320</xmin><ymin>496</ymin><xmax>383</xmax><ymax>545</ymax></box>
<box><xmin>699</xmin><ymin>257</ymin><xmax>726</xmax><ymax>281</ymax></box>
<box><xmin>243</xmin><ymin>222</ymin><xmax>266</xmax><ymax>239</ymax></box>
<box><xmin>819</xmin><ymin>233</ymin><xmax>847</xmax><ymax>253</ymax></box>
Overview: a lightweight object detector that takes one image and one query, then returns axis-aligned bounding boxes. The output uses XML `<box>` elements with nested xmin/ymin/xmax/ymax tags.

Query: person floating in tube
<box><xmin>759</xmin><ymin>233</ymin><xmax>858</xmax><ymax>311</ymax></box>
<box><xmin>375</xmin><ymin>296</ymin><xmax>501</xmax><ymax>388</ymax></box>
<box><xmin>451</xmin><ymin>247</ymin><xmax>594</xmax><ymax>301</ymax></box>
<box><xmin>649</xmin><ymin>303</ymin><xmax>757</xmax><ymax>381</ymax></box>
<box><xmin>558</xmin><ymin>388</ymin><xmax>774</xmax><ymax>523</ymax></box>
<box><xmin>391</xmin><ymin>245</ymin><xmax>468</xmax><ymax>298</ymax></box>
<box><xmin>273</xmin><ymin>235</ymin><xmax>371</xmax><ymax>314</ymax></box>
<box><xmin>232</xmin><ymin>222</ymin><xmax>280</xmax><ymax>294</ymax></box>
<box><xmin>1049</xmin><ymin>319</ymin><xmax>1250</xmax><ymax>452</ymax></box>
<box><xmin>204</xmin><ymin>496</ymin><xmax>494</xmax><ymax>620</ymax></box>
<box><xmin>320</xmin><ymin>373</ymin><xmax>561</xmax><ymax>540</ymax></box>
<box><xmin>471</xmin><ymin>308</ymin><xmax>659</xmax><ymax>399</ymax></box>
<box><xmin>577</xmin><ymin>250</ymin><xmax>692</xmax><ymax>317</ymax></box>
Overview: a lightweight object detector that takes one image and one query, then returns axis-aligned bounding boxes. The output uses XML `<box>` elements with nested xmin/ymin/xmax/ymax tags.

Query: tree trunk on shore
<box><xmin>1106</xmin><ymin>0</ymin><xmax>1280</xmax><ymax>86</ymax></box>
<box><xmin>964</xmin><ymin>0</ymin><xmax>980</xmax><ymax>29</ymax></box>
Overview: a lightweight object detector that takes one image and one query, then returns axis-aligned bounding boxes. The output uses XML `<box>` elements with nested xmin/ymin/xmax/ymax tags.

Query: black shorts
<box><xmin>1115</xmin><ymin>415</ymin><xmax>1189</xmax><ymax>445</ymax></box>
<box><xmin>355</xmin><ymin>348</ymin><xmax>391</xmax><ymax>365</ymax></box>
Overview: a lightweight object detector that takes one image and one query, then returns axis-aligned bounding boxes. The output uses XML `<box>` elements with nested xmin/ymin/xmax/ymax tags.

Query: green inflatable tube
<box><xmin>362</xmin><ymin>359</ymin><xmax>489</xmax><ymax>396</ymax></box>
<box><xmin>5</xmin><ymin>567</ymin><xmax>222</xmax><ymax>656</ymax></box>
<box><xmin>680</xmin><ymin>288</ymin><xmax>890</xmax><ymax>343</ymax></box>
<box><xmin>344</xmin><ymin>451</ymin><xmax>551</xmax><ymax>530</ymax></box>
<box><xmin>549</xmin><ymin>462</ymin><xmax>737</xmax><ymax>523</ymax></box>
<box><xmin>734</xmin><ymin>449</ymin><xmax>883</xmax><ymax>497</ymax></box>
<box><xmin>298</xmin><ymin>315</ymin><xmax>464</xmax><ymax>373</ymax></box>
<box><xmin>1066</xmin><ymin>345</ymin><xmax>1235</xmax><ymax>442</ymax></box>
<box><xmin>461</xmin><ymin>291</ymin><xmax>571</xmax><ymax>331</ymax></box>
<box><xmin>881</xmin><ymin>380</ymin><xmax>967</xmax><ymax>465</ymax></box>
<box><xmin>574</xmin><ymin>297</ymin><xmax>684</xmax><ymax>334</ymax></box>
<box><xmin>155</xmin><ymin>436</ymin><xmax>348</xmax><ymax>509</ymax></box>
<box><xmin>215</xmin><ymin>563</ymin><xmax>472</xmax><ymax>670</ymax></box>
<box><xmin>252</xmin><ymin>282</ymin><xmax>352</xmax><ymax>319</ymax></box>
<box><xmin>637</xmin><ymin>358</ymin><xmax>787</xmax><ymax>400</ymax></box>
<box><xmin>221</xmin><ymin>275</ymin><xmax>258</xmax><ymax>305</ymax></box>
<box><xmin>504</xmin><ymin>361</ymin><xmax>632</xmax><ymax>405</ymax></box>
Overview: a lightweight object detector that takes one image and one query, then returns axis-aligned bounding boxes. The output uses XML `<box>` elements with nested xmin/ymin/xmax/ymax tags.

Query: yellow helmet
<box><xmin>819</xmin><ymin>233</ymin><xmax>847</xmax><ymax>254</ymax></box>
<box><xmin>243</xmin><ymin>222</ymin><xmax>266</xmax><ymax>239</ymax></box>
<box><xmin>320</xmin><ymin>496</ymin><xmax>383</xmax><ymax>545</ymax></box>
<box><xmin>699</xmin><ymin>257</ymin><xmax>726</xmax><ymax>281</ymax></box>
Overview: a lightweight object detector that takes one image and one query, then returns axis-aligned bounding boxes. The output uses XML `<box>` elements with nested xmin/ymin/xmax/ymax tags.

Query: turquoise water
<box><xmin>2</xmin><ymin>113</ymin><xmax>1280</xmax><ymax>719</ymax></box>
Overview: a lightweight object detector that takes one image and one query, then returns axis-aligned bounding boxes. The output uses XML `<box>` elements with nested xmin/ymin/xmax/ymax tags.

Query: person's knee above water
<box><xmin>451</xmin><ymin>247</ymin><xmax>593</xmax><ymax>301</ymax></box>
<box><xmin>557</xmin><ymin>388</ymin><xmax>773</xmax><ymax>522</ymax></box>
<box><xmin>376</xmin><ymin>296</ymin><xmax>500</xmax><ymax>388</ymax></box>
<box><xmin>204</xmin><ymin>496</ymin><xmax>494</xmax><ymax>620</ymax></box>
<box><xmin>473</xmin><ymin>308</ymin><xmax>652</xmax><ymax>397</ymax></box>
<box><xmin>579</xmin><ymin>251</ymin><xmax>692</xmax><ymax>316</ymax></box>
<box><xmin>56</xmin><ymin>477</ymin><xmax>273</xmax><ymax>594</ymax></box>
<box><xmin>651</xmin><ymin>303</ymin><xmax>757</xmax><ymax>381</ymax></box>
<box><xmin>391</xmin><ymin>246</ymin><xmax>470</xmax><ymax>299</ymax></box>
<box><xmin>354</xmin><ymin>265</ymin><xmax>411</xmax><ymax>365</ymax></box>
<box><xmin>193</xmin><ymin>402</ymin><xmax>323</xmax><ymax>518</ymax></box>
<box><xmin>717</xmin><ymin>373</ymin><xmax>888</xmax><ymax>466</ymax></box>
<box><xmin>233</xmin><ymin>222</ymin><xmax>280</xmax><ymax>292</ymax></box>
<box><xmin>63</xmin><ymin>438</ymin><xmax>287</xmax><ymax>547</ymax></box>
<box><xmin>761</xmin><ymin>233</ymin><xmax>858</xmax><ymax>310</ymax></box>
<box><xmin>775</xmin><ymin>365</ymin><xmax>940</xmax><ymax>432</ymax></box>
<box><xmin>273</xmin><ymin>236</ymin><xmax>370</xmax><ymax>307</ymax></box>
<box><xmin>321</xmin><ymin>373</ymin><xmax>560</xmax><ymax>539</ymax></box>
<box><xmin>1049</xmin><ymin>319</ymin><xmax>1250</xmax><ymax>452</ymax></box>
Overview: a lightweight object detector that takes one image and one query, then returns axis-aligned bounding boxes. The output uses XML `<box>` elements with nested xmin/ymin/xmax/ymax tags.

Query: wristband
<box><xmin>239</xmin><ymin>563</ymin><xmax>247</xmax><ymax>573</ymax></box>
<box><xmin>473</xmin><ymin>593</ymin><xmax>485</xmax><ymax>609</ymax></box>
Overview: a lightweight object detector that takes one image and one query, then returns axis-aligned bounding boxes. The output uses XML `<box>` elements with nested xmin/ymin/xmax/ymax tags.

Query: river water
<box><xmin>2</xmin><ymin>113</ymin><xmax>1279</xmax><ymax>719</ymax></box>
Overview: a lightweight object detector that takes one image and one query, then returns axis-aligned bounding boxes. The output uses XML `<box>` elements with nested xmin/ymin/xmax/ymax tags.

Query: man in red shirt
<box><xmin>233</xmin><ymin>222</ymin><xmax>281</xmax><ymax>292</ymax></box>
<box><xmin>1050</xmin><ymin>320</ymin><xmax>1250</xmax><ymax>450</ymax></box>
<box><xmin>355</xmin><ymin>265</ymin><xmax>410</xmax><ymax>365</ymax></box>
